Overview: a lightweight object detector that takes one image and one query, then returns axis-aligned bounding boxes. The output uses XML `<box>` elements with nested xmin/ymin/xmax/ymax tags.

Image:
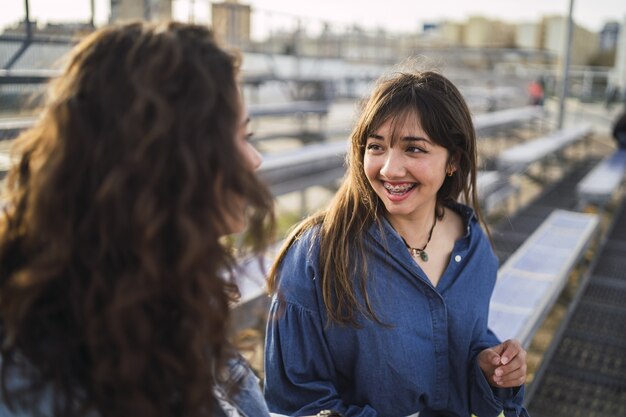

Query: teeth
<box><xmin>383</xmin><ymin>182</ymin><xmax>415</xmax><ymax>193</ymax></box>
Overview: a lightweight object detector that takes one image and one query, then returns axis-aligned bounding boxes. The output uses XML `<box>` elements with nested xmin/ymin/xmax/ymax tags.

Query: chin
<box><xmin>383</xmin><ymin>207</ymin><xmax>414</xmax><ymax>217</ymax></box>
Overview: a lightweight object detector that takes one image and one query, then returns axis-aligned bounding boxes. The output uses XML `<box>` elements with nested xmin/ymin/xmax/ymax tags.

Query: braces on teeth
<box><xmin>384</xmin><ymin>183</ymin><xmax>414</xmax><ymax>192</ymax></box>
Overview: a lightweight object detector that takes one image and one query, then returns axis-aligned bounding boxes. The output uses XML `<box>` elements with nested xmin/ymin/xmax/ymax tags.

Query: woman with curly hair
<box><xmin>0</xmin><ymin>22</ymin><xmax>274</xmax><ymax>417</ymax></box>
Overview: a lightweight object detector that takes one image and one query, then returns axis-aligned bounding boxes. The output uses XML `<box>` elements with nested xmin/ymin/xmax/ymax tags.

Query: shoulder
<box><xmin>272</xmin><ymin>224</ymin><xmax>322</xmax><ymax>307</ymax></box>
<box><xmin>0</xmin><ymin>355</ymin><xmax>56</xmax><ymax>417</ymax></box>
<box><xmin>280</xmin><ymin>224</ymin><xmax>322</xmax><ymax>269</ymax></box>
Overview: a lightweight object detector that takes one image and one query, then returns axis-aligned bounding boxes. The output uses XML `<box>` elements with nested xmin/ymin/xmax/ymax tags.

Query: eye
<box><xmin>366</xmin><ymin>142</ymin><xmax>383</xmax><ymax>152</ymax></box>
<box><xmin>406</xmin><ymin>145</ymin><xmax>426</xmax><ymax>154</ymax></box>
<box><xmin>245</xmin><ymin>132</ymin><xmax>254</xmax><ymax>141</ymax></box>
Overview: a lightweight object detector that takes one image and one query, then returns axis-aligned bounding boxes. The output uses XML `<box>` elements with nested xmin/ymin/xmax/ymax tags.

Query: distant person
<box><xmin>528</xmin><ymin>79</ymin><xmax>544</xmax><ymax>107</ymax></box>
<box><xmin>605</xmin><ymin>86</ymin><xmax>620</xmax><ymax>110</ymax></box>
<box><xmin>612</xmin><ymin>109</ymin><xmax>626</xmax><ymax>150</ymax></box>
<box><xmin>264</xmin><ymin>70</ymin><xmax>529</xmax><ymax>417</ymax></box>
<box><xmin>0</xmin><ymin>22</ymin><xmax>276</xmax><ymax>417</ymax></box>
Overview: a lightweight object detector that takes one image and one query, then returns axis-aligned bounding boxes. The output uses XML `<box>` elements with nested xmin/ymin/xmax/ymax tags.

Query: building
<box><xmin>463</xmin><ymin>16</ymin><xmax>515</xmax><ymax>48</ymax></box>
<box><xmin>437</xmin><ymin>21</ymin><xmax>464</xmax><ymax>46</ymax></box>
<box><xmin>110</xmin><ymin>0</ymin><xmax>172</xmax><ymax>22</ymax></box>
<box><xmin>211</xmin><ymin>0</ymin><xmax>251</xmax><ymax>48</ymax></box>
<box><xmin>515</xmin><ymin>22</ymin><xmax>543</xmax><ymax>50</ymax></box>
<box><xmin>542</xmin><ymin>16</ymin><xmax>599</xmax><ymax>66</ymax></box>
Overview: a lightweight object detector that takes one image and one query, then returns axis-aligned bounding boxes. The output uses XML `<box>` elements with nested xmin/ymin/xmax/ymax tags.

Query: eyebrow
<box><xmin>368</xmin><ymin>133</ymin><xmax>430</xmax><ymax>143</ymax></box>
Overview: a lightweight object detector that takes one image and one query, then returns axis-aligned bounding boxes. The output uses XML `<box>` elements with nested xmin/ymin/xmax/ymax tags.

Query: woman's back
<box><xmin>0</xmin><ymin>22</ymin><xmax>273</xmax><ymax>417</ymax></box>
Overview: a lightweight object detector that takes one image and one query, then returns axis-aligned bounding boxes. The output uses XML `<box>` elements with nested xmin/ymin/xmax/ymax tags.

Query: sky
<box><xmin>1</xmin><ymin>0</ymin><xmax>626</xmax><ymax>35</ymax></box>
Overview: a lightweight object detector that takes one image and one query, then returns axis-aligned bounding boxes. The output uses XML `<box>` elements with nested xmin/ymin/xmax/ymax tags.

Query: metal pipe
<box><xmin>557</xmin><ymin>0</ymin><xmax>575</xmax><ymax>129</ymax></box>
<box><xmin>90</xmin><ymin>0</ymin><xmax>96</xmax><ymax>27</ymax></box>
<box><xmin>25</xmin><ymin>0</ymin><xmax>32</xmax><ymax>38</ymax></box>
<box><xmin>3</xmin><ymin>0</ymin><xmax>33</xmax><ymax>70</ymax></box>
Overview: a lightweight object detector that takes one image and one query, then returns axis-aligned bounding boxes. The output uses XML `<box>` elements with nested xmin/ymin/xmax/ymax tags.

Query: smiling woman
<box><xmin>363</xmin><ymin>113</ymin><xmax>454</xmax><ymax>269</ymax></box>
<box><xmin>263</xmin><ymin>70</ymin><xmax>529</xmax><ymax>417</ymax></box>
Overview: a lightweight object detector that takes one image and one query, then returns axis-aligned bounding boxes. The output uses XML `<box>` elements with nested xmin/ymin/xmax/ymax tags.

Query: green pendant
<box><xmin>419</xmin><ymin>251</ymin><xmax>429</xmax><ymax>262</ymax></box>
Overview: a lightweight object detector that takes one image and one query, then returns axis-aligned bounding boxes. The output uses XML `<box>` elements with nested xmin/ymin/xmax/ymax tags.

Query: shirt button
<box><xmin>454</xmin><ymin>255</ymin><xmax>462</xmax><ymax>262</ymax></box>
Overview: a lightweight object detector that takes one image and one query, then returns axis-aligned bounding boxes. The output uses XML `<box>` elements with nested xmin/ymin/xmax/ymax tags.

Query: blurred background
<box><xmin>1</xmin><ymin>1</ymin><xmax>626</xmax><ymax>416</ymax></box>
<box><xmin>1</xmin><ymin>0</ymin><xmax>626</xmax><ymax>113</ymax></box>
<box><xmin>2</xmin><ymin>0</ymin><xmax>626</xmax><ymax>210</ymax></box>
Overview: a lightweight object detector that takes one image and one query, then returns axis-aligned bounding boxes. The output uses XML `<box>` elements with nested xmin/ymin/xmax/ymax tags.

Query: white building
<box><xmin>542</xmin><ymin>16</ymin><xmax>598</xmax><ymax>66</ymax></box>
<box><xmin>110</xmin><ymin>0</ymin><xmax>172</xmax><ymax>22</ymax></box>
<box><xmin>516</xmin><ymin>23</ymin><xmax>543</xmax><ymax>50</ymax></box>
<box><xmin>211</xmin><ymin>0</ymin><xmax>251</xmax><ymax>47</ymax></box>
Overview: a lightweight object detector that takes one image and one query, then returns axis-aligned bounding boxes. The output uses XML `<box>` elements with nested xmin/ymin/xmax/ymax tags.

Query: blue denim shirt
<box><xmin>220</xmin><ymin>355</ymin><xmax>272</xmax><ymax>417</ymax></box>
<box><xmin>0</xmin><ymin>354</ymin><xmax>269</xmax><ymax>417</ymax></box>
<box><xmin>264</xmin><ymin>203</ymin><xmax>528</xmax><ymax>417</ymax></box>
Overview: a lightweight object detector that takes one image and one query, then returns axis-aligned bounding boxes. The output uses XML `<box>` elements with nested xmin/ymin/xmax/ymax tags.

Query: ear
<box><xmin>447</xmin><ymin>151</ymin><xmax>461</xmax><ymax>175</ymax></box>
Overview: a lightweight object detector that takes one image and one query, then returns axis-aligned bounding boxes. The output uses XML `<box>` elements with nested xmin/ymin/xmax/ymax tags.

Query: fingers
<box><xmin>489</xmin><ymin>342</ymin><xmax>507</xmax><ymax>357</ymax></box>
<box><xmin>499</xmin><ymin>339</ymin><xmax>523</xmax><ymax>365</ymax></box>
<box><xmin>493</xmin><ymin>364</ymin><xmax>527</xmax><ymax>387</ymax></box>
<box><xmin>492</xmin><ymin>341</ymin><xmax>527</xmax><ymax>388</ymax></box>
<box><xmin>481</xmin><ymin>339</ymin><xmax>527</xmax><ymax>388</ymax></box>
<box><xmin>480</xmin><ymin>348</ymin><xmax>502</xmax><ymax>366</ymax></box>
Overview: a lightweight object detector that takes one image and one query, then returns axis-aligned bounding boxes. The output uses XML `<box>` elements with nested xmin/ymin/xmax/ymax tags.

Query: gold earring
<box><xmin>447</xmin><ymin>170</ymin><xmax>454</xmax><ymax>177</ymax></box>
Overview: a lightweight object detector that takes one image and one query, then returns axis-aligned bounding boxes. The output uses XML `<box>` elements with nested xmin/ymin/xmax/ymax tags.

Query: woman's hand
<box><xmin>478</xmin><ymin>339</ymin><xmax>527</xmax><ymax>388</ymax></box>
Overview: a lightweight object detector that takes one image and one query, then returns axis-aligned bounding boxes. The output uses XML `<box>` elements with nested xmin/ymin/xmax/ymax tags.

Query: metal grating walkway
<box><xmin>491</xmin><ymin>157</ymin><xmax>600</xmax><ymax>264</ymax></box>
<box><xmin>526</xmin><ymin>199</ymin><xmax>626</xmax><ymax>417</ymax></box>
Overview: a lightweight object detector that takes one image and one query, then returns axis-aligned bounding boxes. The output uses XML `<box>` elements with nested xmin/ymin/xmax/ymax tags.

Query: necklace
<box><xmin>400</xmin><ymin>211</ymin><xmax>437</xmax><ymax>262</ymax></box>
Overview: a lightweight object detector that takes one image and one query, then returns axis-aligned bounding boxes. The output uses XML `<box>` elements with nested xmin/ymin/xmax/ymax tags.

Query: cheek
<box><xmin>237</xmin><ymin>141</ymin><xmax>258</xmax><ymax>170</ymax></box>
<box><xmin>418</xmin><ymin>159</ymin><xmax>446</xmax><ymax>180</ymax></box>
<box><xmin>246</xmin><ymin>146</ymin><xmax>262</xmax><ymax>170</ymax></box>
<box><xmin>363</xmin><ymin>155</ymin><xmax>379</xmax><ymax>183</ymax></box>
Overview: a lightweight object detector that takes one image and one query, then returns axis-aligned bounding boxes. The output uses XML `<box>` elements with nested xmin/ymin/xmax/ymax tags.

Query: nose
<box><xmin>379</xmin><ymin>151</ymin><xmax>406</xmax><ymax>179</ymax></box>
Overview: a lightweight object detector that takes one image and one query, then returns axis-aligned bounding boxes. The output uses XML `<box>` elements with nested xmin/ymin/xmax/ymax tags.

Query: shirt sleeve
<box><xmin>468</xmin><ymin>329</ymin><xmax>529</xmax><ymax>417</ymax></box>
<box><xmin>264</xmin><ymin>299</ymin><xmax>378</xmax><ymax>417</ymax></box>
<box><xmin>263</xmin><ymin>232</ymin><xmax>378</xmax><ymax>417</ymax></box>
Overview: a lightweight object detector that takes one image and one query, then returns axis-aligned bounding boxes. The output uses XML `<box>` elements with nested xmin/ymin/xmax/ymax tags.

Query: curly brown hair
<box><xmin>0</xmin><ymin>22</ymin><xmax>273</xmax><ymax>416</ymax></box>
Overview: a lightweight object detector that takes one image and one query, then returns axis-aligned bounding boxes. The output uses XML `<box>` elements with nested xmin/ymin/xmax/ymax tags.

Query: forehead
<box><xmin>371</xmin><ymin>110</ymin><xmax>426</xmax><ymax>141</ymax></box>
<box><xmin>378</xmin><ymin>111</ymin><xmax>421</xmax><ymax>129</ymax></box>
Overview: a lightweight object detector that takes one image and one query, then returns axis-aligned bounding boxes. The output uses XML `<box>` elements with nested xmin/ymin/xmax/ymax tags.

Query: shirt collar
<box><xmin>445</xmin><ymin>200</ymin><xmax>477</xmax><ymax>239</ymax></box>
<box><xmin>368</xmin><ymin>201</ymin><xmax>477</xmax><ymax>250</ymax></box>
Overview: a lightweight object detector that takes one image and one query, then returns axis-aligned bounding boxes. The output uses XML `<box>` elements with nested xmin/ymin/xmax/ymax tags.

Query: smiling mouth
<box><xmin>383</xmin><ymin>182</ymin><xmax>416</xmax><ymax>195</ymax></box>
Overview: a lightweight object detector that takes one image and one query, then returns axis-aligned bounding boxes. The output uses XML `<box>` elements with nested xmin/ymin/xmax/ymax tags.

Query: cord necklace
<box><xmin>400</xmin><ymin>211</ymin><xmax>437</xmax><ymax>262</ymax></box>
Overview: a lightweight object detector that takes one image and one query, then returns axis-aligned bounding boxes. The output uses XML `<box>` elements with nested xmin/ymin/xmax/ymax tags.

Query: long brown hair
<box><xmin>268</xmin><ymin>70</ymin><xmax>485</xmax><ymax>326</ymax></box>
<box><xmin>0</xmin><ymin>22</ymin><xmax>273</xmax><ymax>416</ymax></box>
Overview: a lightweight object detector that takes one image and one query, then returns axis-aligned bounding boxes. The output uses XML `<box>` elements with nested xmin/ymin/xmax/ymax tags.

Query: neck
<box><xmin>386</xmin><ymin>203</ymin><xmax>438</xmax><ymax>243</ymax></box>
